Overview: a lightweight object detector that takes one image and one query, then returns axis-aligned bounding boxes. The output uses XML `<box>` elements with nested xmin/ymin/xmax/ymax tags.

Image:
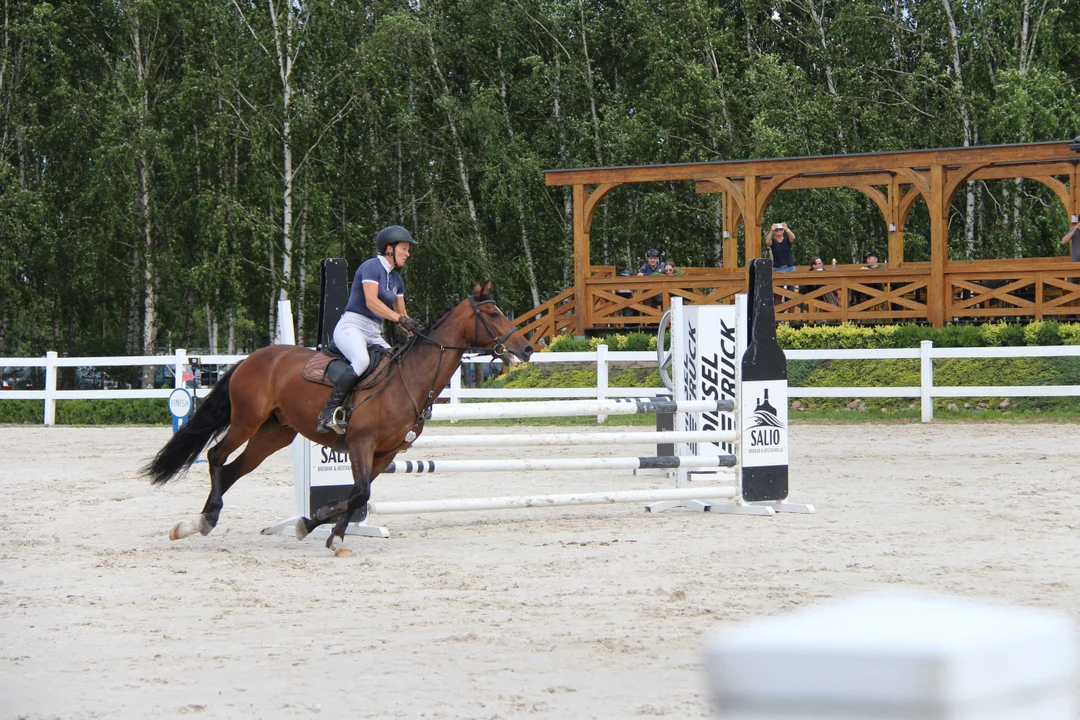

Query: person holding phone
<box><xmin>765</xmin><ymin>222</ymin><xmax>796</xmax><ymax>272</ymax></box>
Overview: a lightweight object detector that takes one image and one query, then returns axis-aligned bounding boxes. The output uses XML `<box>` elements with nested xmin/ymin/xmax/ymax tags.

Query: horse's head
<box><xmin>458</xmin><ymin>281</ymin><xmax>534</xmax><ymax>365</ymax></box>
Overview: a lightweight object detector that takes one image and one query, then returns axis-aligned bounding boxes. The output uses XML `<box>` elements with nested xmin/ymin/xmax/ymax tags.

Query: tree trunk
<box><xmin>497</xmin><ymin>44</ymin><xmax>540</xmax><ymax>307</ymax></box>
<box><xmin>577</xmin><ymin>0</ymin><xmax>606</xmax><ymax>262</ymax></box>
<box><xmin>425</xmin><ymin>25</ymin><xmax>485</xmax><ymax>260</ymax></box>
<box><xmin>296</xmin><ymin>188</ymin><xmax>308</xmax><ymax>343</ymax></box>
<box><xmin>269</xmin><ymin>0</ymin><xmax>295</xmax><ymax>304</ymax></box>
<box><xmin>1013</xmin><ymin>178</ymin><xmax>1023</xmax><ymax>257</ymax></box>
<box><xmin>940</xmin><ymin>0</ymin><xmax>975</xmax><ymax>257</ymax></box>
<box><xmin>130</xmin><ymin>10</ymin><xmax>158</xmax><ymax>387</ymax></box>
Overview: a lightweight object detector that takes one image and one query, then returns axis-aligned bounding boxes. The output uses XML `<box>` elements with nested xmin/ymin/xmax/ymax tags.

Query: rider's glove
<box><xmin>398</xmin><ymin>315</ymin><xmax>423</xmax><ymax>335</ymax></box>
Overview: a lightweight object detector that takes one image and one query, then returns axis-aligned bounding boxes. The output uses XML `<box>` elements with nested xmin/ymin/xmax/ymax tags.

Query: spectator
<box><xmin>808</xmin><ymin>256</ymin><xmax>839</xmax><ymax>307</ymax></box>
<box><xmin>637</xmin><ymin>248</ymin><xmax>662</xmax><ymax>276</ymax></box>
<box><xmin>663</xmin><ymin>260</ymin><xmax>685</xmax><ymax>276</ymax></box>
<box><xmin>861</xmin><ymin>251</ymin><xmax>886</xmax><ymax>270</ymax></box>
<box><xmin>1061</xmin><ymin>220</ymin><xmax>1080</xmax><ymax>261</ymax></box>
<box><xmin>765</xmin><ymin>222</ymin><xmax>796</xmax><ymax>273</ymax></box>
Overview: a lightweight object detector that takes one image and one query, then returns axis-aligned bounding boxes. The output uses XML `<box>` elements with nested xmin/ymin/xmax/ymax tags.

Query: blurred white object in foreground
<box><xmin>705</xmin><ymin>590</ymin><xmax>1076</xmax><ymax>720</ymax></box>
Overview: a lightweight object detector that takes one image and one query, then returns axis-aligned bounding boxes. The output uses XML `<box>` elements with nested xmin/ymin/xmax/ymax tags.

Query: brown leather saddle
<box><xmin>302</xmin><ymin>345</ymin><xmax>390</xmax><ymax>452</ymax></box>
<box><xmin>301</xmin><ymin>345</ymin><xmax>388</xmax><ymax>388</ymax></box>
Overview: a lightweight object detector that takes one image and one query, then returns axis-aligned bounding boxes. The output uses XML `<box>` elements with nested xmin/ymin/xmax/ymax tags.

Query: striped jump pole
<box><xmin>369</xmin><ymin>486</ymin><xmax>738</xmax><ymax>516</ymax></box>
<box><xmin>426</xmin><ymin>398</ymin><xmax>734</xmax><ymax>421</ymax></box>
<box><xmin>384</xmin><ymin>453</ymin><xmax>736</xmax><ymax>474</ymax></box>
<box><xmin>409</xmin><ymin>429</ymin><xmax>737</xmax><ymax>450</ymax></box>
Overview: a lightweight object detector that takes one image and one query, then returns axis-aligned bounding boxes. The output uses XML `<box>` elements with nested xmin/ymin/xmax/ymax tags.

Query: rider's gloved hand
<box><xmin>398</xmin><ymin>315</ymin><xmax>423</xmax><ymax>335</ymax></box>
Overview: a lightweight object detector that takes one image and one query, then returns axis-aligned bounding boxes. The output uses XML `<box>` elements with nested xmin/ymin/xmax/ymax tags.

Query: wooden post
<box><xmin>744</xmin><ymin>175</ymin><xmax>761</xmax><ymax>262</ymax></box>
<box><xmin>888</xmin><ymin>174</ymin><xmax>904</xmax><ymax>267</ymax></box>
<box><xmin>1071</xmin><ymin>162</ymin><xmax>1080</xmax><ymax>223</ymax></box>
<box><xmin>572</xmin><ymin>184</ymin><xmax>589</xmax><ymax>336</ymax></box>
<box><xmin>722</xmin><ymin>191</ymin><xmax>740</xmax><ymax>269</ymax></box>
<box><xmin>928</xmin><ymin>164</ymin><xmax>947</xmax><ymax>327</ymax></box>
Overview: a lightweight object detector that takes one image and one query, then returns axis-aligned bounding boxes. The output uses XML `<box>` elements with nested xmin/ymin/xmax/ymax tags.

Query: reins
<box><xmin>343</xmin><ymin>295</ymin><xmax>512</xmax><ymax>445</ymax></box>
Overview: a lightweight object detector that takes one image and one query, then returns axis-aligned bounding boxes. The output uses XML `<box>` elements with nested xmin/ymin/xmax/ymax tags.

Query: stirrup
<box><xmin>328</xmin><ymin>406</ymin><xmax>348</xmax><ymax>435</ymax></box>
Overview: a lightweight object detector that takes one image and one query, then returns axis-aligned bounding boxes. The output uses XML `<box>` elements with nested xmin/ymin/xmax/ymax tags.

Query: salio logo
<box><xmin>749</xmin><ymin>389</ymin><xmax>785</xmax><ymax>430</ymax></box>
<box><xmin>746</xmin><ymin>388</ymin><xmax>786</xmax><ymax>451</ymax></box>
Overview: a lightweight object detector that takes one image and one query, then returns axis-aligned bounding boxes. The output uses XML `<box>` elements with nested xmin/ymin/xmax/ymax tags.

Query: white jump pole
<box><xmin>369</xmin><ymin>486</ymin><xmax>738</xmax><ymax>515</ymax></box>
<box><xmin>409</xmin><ymin>429</ymin><xmax>738</xmax><ymax>450</ymax></box>
<box><xmin>427</xmin><ymin>398</ymin><xmax>734</xmax><ymax>421</ymax></box>
<box><xmin>383</xmin><ymin>454</ymin><xmax>736</xmax><ymax>474</ymax></box>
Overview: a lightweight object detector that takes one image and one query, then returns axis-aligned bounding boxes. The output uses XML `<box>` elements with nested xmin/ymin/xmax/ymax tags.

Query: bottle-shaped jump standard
<box><xmin>740</xmin><ymin>259</ymin><xmax>789</xmax><ymax>502</ymax></box>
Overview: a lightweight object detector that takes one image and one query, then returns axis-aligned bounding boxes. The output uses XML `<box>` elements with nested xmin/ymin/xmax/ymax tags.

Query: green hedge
<box><xmin>544</xmin><ymin>321</ymin><xmax>1080</xmax><ymax>353</ymax></box>
<box><xmin>776</xmin><ymin>320</ymin><xmax>1080</xmax><ymax>349</ymax></box>
<box><xmin>0</xmin><ymin>399</ymin><xmax>171</xmax><ymax>425</ymax></box>
<box><xmin>546</xmin><ymin>331</ymin><xmax>658</xmax><ymax>352</ymax></box>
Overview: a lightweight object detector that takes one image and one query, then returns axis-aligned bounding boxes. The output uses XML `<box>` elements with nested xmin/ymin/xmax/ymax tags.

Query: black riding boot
<box><xmin>316</xmin><ymin>367</ymin><xmax>360</xmax><ymax>435</ymax></box>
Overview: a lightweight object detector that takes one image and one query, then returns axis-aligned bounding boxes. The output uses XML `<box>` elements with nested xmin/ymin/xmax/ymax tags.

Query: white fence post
<box><xmin>449</xmin><ymin>363</ymin><xmax>462</xmax><ymax>406</ymax></box>
<box><xmin>920</xmin><ymin>340</ymin><xmax>933</xmax><ymax>423</ymax></box>
<box><xmin>174</xmin><ymin>349</ymin><xmax>187</xmax><ymax>390</ymax></box>
<box><xmin>43</xmin><ymin>351</ymin><xmax>58</xmax><ymax>425</ymax></box>
<box><xmin>276</xmin><ymin>300</ymin><xmax>296</xmax><ymax>345</ymax></box>
<box><xmin>596</xmin><ymin>344</ymin><xmax>608</xmax><ymax>423</ymax></box>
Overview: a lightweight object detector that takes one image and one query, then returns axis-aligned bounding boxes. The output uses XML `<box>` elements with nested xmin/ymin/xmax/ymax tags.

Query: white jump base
<box><xmin>384</xmin><ymin>454</ymin><xmax>735</xmax><ymax>474</ymax></box>
<box><xmin>409</xmin><ymin>429</ymin><xmax>737</xmax><ymax>449</ymax></box>
<box><xmin>369</xmin><ymin>486</ymin><xmax>738</xmax><ymax>515</ymax></box>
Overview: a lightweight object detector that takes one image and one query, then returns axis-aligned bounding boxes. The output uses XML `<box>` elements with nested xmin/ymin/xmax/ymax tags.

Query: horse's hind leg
<box><xmin>169</xmin><ymin>420</ymin><xmax>296</xmax><ymax>540</ymax></box>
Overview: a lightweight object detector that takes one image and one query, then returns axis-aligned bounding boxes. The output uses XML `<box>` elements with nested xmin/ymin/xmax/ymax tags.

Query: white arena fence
<box><xmin>2</xmin><ymin>342</ymin><xmax>1080</xmax><ymax>424</ymax></box>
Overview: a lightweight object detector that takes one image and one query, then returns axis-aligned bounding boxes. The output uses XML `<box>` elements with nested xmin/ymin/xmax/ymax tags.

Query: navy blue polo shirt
<box><xmin>344</xmin><ymin>256</ymin><xmax>404</xmax><ymax>320</ymax></box>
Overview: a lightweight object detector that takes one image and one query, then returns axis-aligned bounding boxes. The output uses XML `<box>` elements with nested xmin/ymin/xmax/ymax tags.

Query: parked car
<box><xmin>152</xmin><ymin>365</ymin><xmax>197</xmax><ymax>389</ymax></box>
<box><xmin>1</xmin><ymin>366</ymin><xmax>41</xmax><ymax>390</ymax></box>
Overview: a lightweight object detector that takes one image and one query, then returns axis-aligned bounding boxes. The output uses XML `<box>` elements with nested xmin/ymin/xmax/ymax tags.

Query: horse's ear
<box><xmin>481</xmin><ymin>280</ymin><xmax>493</xmax><ymax>297</ymax></box>
<box><xmin>472</xmin><ymin>282</ymin><xmax>483</xmax><ymax>297</ymax></box>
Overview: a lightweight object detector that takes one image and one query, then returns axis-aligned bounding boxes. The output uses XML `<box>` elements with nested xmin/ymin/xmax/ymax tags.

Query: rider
<box><xmin>316</xmin><ymin>225</ymin><xmax>424</xmax><ymax>434</ymax></box>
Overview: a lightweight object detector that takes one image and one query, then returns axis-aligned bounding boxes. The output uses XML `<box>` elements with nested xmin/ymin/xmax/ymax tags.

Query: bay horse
<box><xmin>143</xmin><ymin>281</ymin><xmax>534</xmax><ymax>552</ymax></box>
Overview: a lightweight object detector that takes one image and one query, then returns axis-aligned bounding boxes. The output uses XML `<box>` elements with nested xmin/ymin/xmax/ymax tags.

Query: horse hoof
<box><xmin>169</xmin><ymin>515</ymin><xmax>210</xmax><ymax>541</ymax></box>
<box><xmin>328</xmin><ymin>535</ymin><xmax>344</xmax><ymax>552</ymax></box>
<box><xmin>295</xmin><ymin>519</ymin><xmax>310</xmax><ymax>541</ymax></box>
<box><xmin>333</xmin><ymin>546</ymin><xmax>353</xmax><ymax>558</ymax></box>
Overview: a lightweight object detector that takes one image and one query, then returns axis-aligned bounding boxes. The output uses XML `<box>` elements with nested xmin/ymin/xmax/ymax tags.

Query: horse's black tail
<box><xmin>143</xmin><ymin>361</ymin><xmax>243</xmax><ymax>486</ymax></box>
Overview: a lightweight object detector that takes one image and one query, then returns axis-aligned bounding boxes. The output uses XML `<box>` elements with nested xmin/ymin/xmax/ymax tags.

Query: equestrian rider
<box><xmin>316</xmin><ymin>225</ymin><xmax>424</xmax><ymax>434</ymax></box>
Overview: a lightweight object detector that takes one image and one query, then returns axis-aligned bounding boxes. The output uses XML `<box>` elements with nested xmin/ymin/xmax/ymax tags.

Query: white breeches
<box><xmin>333</xmin><ymin>312</ymin><xmax>390</xmax><ymax>376</ymax></box>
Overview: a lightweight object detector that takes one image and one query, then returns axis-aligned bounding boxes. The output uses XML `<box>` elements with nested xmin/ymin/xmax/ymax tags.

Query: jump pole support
<box><xmin>408</xmin><ymin>429</ymin><xmax>737</xmax><ymax>450</ymax></box>
<box><xmin>383</xmin><ymin>454</ymin><xmax>736</xmax><ymax>474</ymax></box>
<box><xmin>369</xmin><ymin>486</ymin><xmax>738</xmax><ymax>516</ymax></box>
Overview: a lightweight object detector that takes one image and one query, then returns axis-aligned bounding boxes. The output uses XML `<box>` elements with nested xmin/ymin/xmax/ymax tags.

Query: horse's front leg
<box><xmin>326</xmin><ymin>450</ymin><xmax>398</xmax><ymax>553</ymax></box>
<box><xmin>325</xmin><ymin>462</ymin><xmax>377</xmax><ymax>553</ymax></box>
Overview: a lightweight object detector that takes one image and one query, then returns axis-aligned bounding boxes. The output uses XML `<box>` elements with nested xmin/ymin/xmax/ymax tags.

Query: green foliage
<box><xmin>0</xmin><ymin>400</ymin><xmax>46</xmax><ymax>424</ymax></box>
<box><xmin>1</xmin><ymin>0</ymin><xmax>1079</xmax><ymax>360</ymax></box>
<box><xmin>777</xmin><ymin>321</ymin><xmax>1080</xmax><ymax>350</ymax></box>
<box><xmin>0</xmin><ymin>399</ymin><xmax>170</xmax><ymax>424</ymax></box>
<box><xmin>542</xmin><ymin>332</ymin><xmax>658</xmax><ymax>353</ymax></box>
<box><xmin>55</xmin><ymin>399</ymin><xmax>171</xmax><ymax>425</ymax></box>
<box><xmin>479</xmin><ymin>362</ymin><xmax>661</xmax><ymax>391</ymax></box>
<box><xmin>545</xmin><ymin>335</ymin><xmax>594</xmax><ymax>353</ymax></box>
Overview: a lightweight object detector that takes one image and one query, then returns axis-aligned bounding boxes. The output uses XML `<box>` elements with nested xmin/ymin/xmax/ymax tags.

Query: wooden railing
<box><xmin>946</xmin><ymin>260</ymin><xmax>1080</xmax><ymax>321</ymax></box>
<box><xmin>512</xmin><ymin>260</ymin><xmax>1080</xmax><ymax>344</ymax></box>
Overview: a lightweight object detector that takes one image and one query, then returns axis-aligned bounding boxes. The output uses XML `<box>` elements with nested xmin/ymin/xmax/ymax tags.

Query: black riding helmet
<box><xmin>375</xmin><ymin>225</ymin><xmax>416</xmax><ymax>255</ymax></box>
<box><xmin>645</xmin><ymin>248</ymin><xmax>660</xmax><ymax>258</ymax></box>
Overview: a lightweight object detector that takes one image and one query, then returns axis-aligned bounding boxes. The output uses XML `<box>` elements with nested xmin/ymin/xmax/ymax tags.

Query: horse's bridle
<box><xmin>465</xmin><ymin>296</ymin><xmax>518</xmax><ymax>359</ymax></box>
